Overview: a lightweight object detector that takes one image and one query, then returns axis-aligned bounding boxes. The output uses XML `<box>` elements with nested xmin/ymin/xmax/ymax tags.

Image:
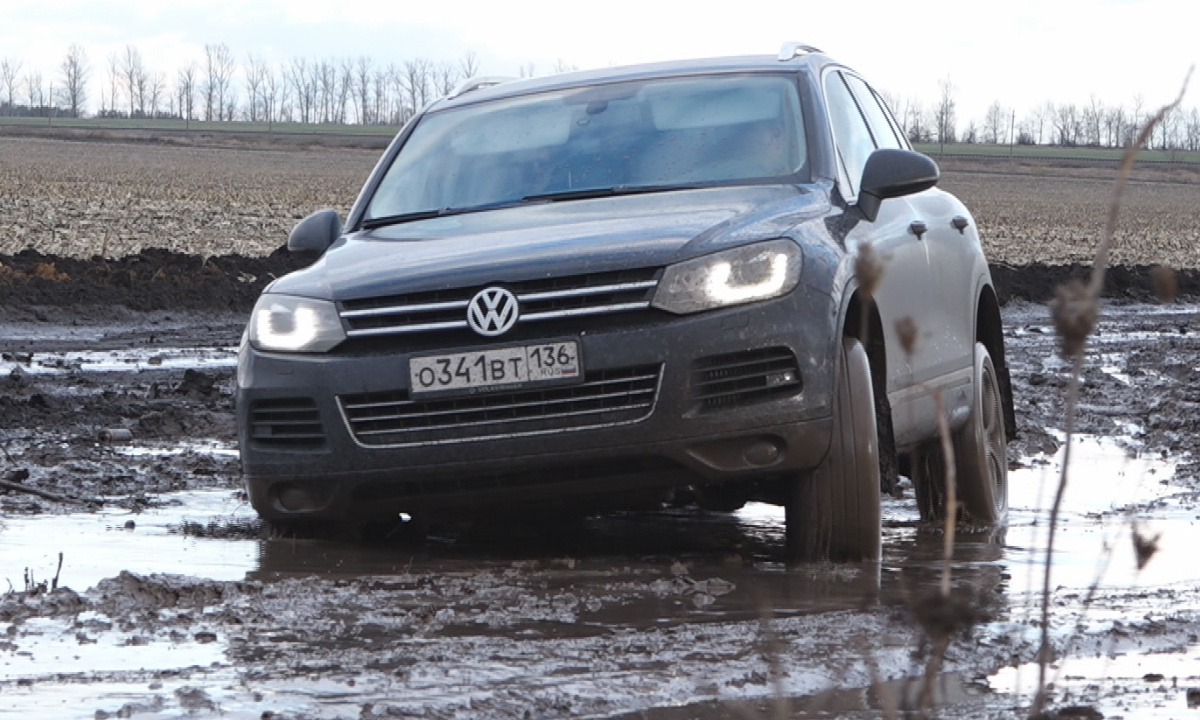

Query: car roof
<box><xmin>432</xmin><ymin>50</ymin><xmax>840</xmax><ymax>111</ymax></box>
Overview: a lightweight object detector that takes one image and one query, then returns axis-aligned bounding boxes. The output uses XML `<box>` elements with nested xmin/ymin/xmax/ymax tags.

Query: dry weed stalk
<box><xmin>1030</xmin><ymin>69</ymin><xmax>1192</xmax><ymax>718</ymax></box>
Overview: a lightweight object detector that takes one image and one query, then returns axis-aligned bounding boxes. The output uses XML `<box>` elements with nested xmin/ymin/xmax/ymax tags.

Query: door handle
<box><xmin>909</xmin><ymin>220</ymin><xmax>927</xmax><ymax>240</ymax></box>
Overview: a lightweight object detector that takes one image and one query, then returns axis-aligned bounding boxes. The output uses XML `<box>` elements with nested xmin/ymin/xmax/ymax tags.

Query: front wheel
<box><xmin>785</xmin><ymin>337</ymin><xmax>882</xmax><ymax>563</ymax></box>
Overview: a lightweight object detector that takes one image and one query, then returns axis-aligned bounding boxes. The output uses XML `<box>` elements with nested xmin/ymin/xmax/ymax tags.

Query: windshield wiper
<box><xmin>361</xmin><ymin>199</ymin><xmax>525</xmax><ymax>230</ymax></box>
<box><xmin>521</xmin><ymin>183</ymin><xmax>708</xmax><ymax>204</ymax></box>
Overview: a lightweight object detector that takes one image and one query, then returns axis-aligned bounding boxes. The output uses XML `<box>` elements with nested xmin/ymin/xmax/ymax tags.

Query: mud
<box><xmin>3</xmin><ymin>270</ymin><xmax>1200</xmax><ymax>717</ymax></box>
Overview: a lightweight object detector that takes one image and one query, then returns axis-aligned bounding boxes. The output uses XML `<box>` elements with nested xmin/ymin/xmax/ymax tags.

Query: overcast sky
<box><xmin>2</xmin><ymin>0</ymin><xmax>1195</xmax><ymax>124</ymax></box>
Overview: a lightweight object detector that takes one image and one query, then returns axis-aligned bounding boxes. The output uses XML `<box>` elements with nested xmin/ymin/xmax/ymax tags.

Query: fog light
<box><xmin>277</xmin><ymin>485</ymin><xmax>316</xmax><ymax>512</ymax></box>
<box><xmin>743</xmin><ymin>438</ymin><xmax>782</xmax><ymax>467</ymax></box>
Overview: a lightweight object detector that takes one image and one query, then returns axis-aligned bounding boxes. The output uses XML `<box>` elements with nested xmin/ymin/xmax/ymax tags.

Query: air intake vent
<box><xmin>248</xmin><ymin>398</ymin><xmax>325</xmax><ymax>447</ymax></box>
<box><xmin>339</xmin><ymin>364</ymin><xmax>662</xmax><ymax>447</ymax></box>
<box><xmin>691</xmin><ymin>347</ymin><xmax>801</xmax><ymax>411</ymax></box>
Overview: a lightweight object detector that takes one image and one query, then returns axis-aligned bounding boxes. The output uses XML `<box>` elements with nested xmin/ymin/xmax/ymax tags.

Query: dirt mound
<box><xmin>0</xmin><ymin>247</ymin><xmax>312</xmax><ymax>312</ymax></box>
<box><xmin>989</xmin><ymin>262</ymin><xmax>1200</xmax><ymax>303</ymax></box>
<box><xmin>3</xmin><ymin>249</ymin><xmax>1198</xmax><ymax>313</ymax></box>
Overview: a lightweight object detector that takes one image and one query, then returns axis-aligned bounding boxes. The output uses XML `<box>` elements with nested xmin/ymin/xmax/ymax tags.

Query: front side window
<box><xmin>823</xmin><ymin>70</ymin><xmax>877</xmax><ymax>199</ymax></box>
<box><xmin>843</xmin><ymin>73</ymin><xmax>903</xmax><ymax>151</ymax></box>
<box><xmin>365</xmin><ymin>74</ymin><xmax>808</xmax><ymax>223</ymax></box>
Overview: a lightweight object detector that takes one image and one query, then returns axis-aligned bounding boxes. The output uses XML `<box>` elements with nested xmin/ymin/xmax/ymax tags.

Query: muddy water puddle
<box><xmin>0</xmin><ymin>490</ymin><xmax>258</xmax><ymax>590</ymax></box>
<box><xmin>4</xmin><ymin>431</ymin><xmax>1199</xmax><ymax>718</ymax></box>
<box><xmin>0</xmin><ymin>346</ymin><xmax>237</xmax><ymax>375</ymax></box>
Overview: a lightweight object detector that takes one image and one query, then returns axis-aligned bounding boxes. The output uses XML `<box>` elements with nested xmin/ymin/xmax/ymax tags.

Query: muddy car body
<box><xmin>237</xmin><ymin>43</ymin><xmax>1014</xmax><ymax>561</ymax></box>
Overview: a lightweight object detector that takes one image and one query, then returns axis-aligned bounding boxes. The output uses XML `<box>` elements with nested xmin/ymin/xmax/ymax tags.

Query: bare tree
<box><xmin>434</xmin><ymin>61</ymin><xmax>458</xmax><ymax>97</ymax></box>
<box><xmin>120</xmin><ymin>45</ymin><xmax>145</xmax><ymax>117</ymax></box>
<box><xmin>1185</xmin><ymin>107</ymin><xmax>1200</xmax><ymax>151</ymax></box>
<box><xmin>983</xmin><ymin>101</ymin><xmax>1007</xmax><ymax>144</ymax></box>
<box><xmin>1104</xmin><ymin>105</ymin><xmax>1125</xmax><ymax>147</ymax></box>
<box><xmin>261</xmin><ymin>62</ymin><xmax>281</xmax><ymax>128</ymax></box>
<box><xmin>336</xmin><ymin>58</ymin><xmax>353</xmax><ymax>123</ymax></box>
<box><xmin>147</xmin><ymin>71</ymin><xmax>165</xmax><ymax>117</ymax></box>
<box><xmin>388</xmin><ymin>62</ymin><xmax>406</xmax><ymax>124</ymax></box>
<box><xmin>315</xmin><ymin>59</ymin><xmax>336</xmax><ymax>122</ymax></box>
<box><xmin>961</xmin><ymin>119</ymin><xmax>978</xmax><ymax>144</ymax></box>
<box><xmin>1054</xmin><ymin>103</ymin><xmax>1080</xmax><ymax>145</ymax></box>
<box><xmin>177</xmin><ymin>62</ymin><xmax>198</xmax><ymax>126</ymax></box>
<box><xmin>1083</xmin><ymin>94</ymin><xmax>1104</xmax><ymax>146</ymax></box>
<box><xmin>934</xmin><ymin>76</ymin><xmax>957</xmax><ymax>146</ymax></box>
<box><xmin>403</xmin><ymin>57</ymin><xmax>432</xmax><ymax>119</ymax></box>
<box><xmin>203</xmin><ymin>43</ymin><xmax>235</xmax><ymax>121</ymax></box>
<box><xmin>1128</xmin><ymin>94</ymin><xmax>1145</xmax><ymax>147</ymax></box>
<box><xmin>906</xmin><ymin>100</ymin><xmax>929</xmax><ymax>143</ymax></box>
<box><xmin>134</xmin><ymin>66</ymin><xmax>149</xmax><ymax>117</ymax></box>
<box><xmin>244</xmin><ymin>53</ymin><xmax>268</xmax><ymax>122</ymax></box>
<box><xmin>458</xmin><ymin>50</ymin><xmax>480</xmax><ymax>80</ymax></box>
<box><xmin>551</xmin><ymin>59</ymin><xmax>578</xmax><ymax>74</ymax></box>
<box><xmin>56</xmin><ymin>44</ymin><xmax>90</xmax><ymax>117</ymax></box>
<box><xmin>1</xmin><ymin>57</ymin><xmax>21</xmax><ymax>113</ymax></box>
<box><xmin>104</xmin><ymin>53</ymin><xmax>122</xmax><ymax>118</ymax></box>
<box><xmin>24</xmin><ymin>69</ymin><xmax>44</xmax><ymax>111</ymax></box>
<box><xmin>1027</xmin><ymin>101</ymin><xmax>1054</xmax><ymax>145</ymax></box>
<box><xmin>1158</xmin><ymin>105</ymin><xmax>1181</xmax><ymax>150</ymax></box>
<box><xmin>371</xmin><ymin>66</ymin><xmax>389</xmax><ymax>125</ymax></box>
<box><xmin>288</xmin><ymin>57</ymin><xmax>316</xmax><ymax>124</ymax></box>
<box><xmin>352</xmin><ymin>56</ymin><xmax>373</xmax><ymax>124</ymax></box>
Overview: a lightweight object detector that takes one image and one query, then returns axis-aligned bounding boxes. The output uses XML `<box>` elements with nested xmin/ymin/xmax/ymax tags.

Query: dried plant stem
<box><xmin>934</xmin><ymin>392</ymin><xmax>957</xmax><ymax>598</ymax></box>
<box><xmin>1029</xmin><ymin>70</ymin><xmax>1191</xmax><ymax>718</ymax></box>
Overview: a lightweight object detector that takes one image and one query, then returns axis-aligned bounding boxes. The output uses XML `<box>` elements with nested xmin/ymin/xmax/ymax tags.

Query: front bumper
<box><xmin>237</xmin><ymin>290</ymin><xmax>840</xmax><ymax>521</ymax></box>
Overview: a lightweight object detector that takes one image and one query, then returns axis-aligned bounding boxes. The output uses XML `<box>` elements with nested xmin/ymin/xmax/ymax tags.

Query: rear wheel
<box><xmin>910</xmin><ymin>342</ymin><xmax>1008</xmax><ymax>525</ymax></box>
<box><xmin>955</xmin><ymin>342</ymin><xmax>1008</xmax><ymax>524</ymax></box>
<box><xmin>785</xmin><ymin>337</ymin><xmax>882</xmax><ymax>563</ymax></box>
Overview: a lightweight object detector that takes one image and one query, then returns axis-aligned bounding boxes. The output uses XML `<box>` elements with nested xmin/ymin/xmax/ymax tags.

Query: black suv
<box><xmin>237</xmin><ymin>43</ymin><xmax>1014</xmax><ymax>562</ymax></box>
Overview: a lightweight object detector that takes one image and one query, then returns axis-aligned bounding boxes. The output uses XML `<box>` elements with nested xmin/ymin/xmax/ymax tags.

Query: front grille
<box><xmin>248</xmin><ymin>398</ymin><xmax>325</xmax><ymax>447</ymax></box>
<box><xmin>354</xmin><ymin>456</ymin><xmax>686</xmax><ymax>501</ymax></box>
<box><xmin>691</xmin><ymin>347</ymin><xmax>801</xmax><ymax>411</ymax></box>
<box><xmin>339</xmin><ymin>267</ymin><xmax>661</xmax><ymax>339</ymax></box>
<box><xmin>338</xmin><ymin>364</ymin><xmax>662</xmax><ymax>447</ymax></box>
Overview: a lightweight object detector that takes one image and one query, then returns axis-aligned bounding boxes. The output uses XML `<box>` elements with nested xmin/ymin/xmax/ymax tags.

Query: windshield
<box><xmin>364</xmin><ymin>74</ymin><xmax>808</xmax><ymax>223</ymax></box>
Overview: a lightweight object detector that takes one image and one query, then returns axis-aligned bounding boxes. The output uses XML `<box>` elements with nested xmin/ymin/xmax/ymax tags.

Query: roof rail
<box><xmin>449</xmin><ymin>76</ymin><xmax>518</xmax><ymax>99</ymax></box>
<box><xmin>778</xmin><ymin>42</ymin><xmax>823</xmax><ymax>61</ymax></box>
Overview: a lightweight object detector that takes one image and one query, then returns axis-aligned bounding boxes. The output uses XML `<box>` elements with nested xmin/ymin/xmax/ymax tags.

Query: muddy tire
<box><xmin>785</xmin><ymin>338</ymin><xmax>882</xmax><ymax>563</ymax></box>
<box><xmin>954</xmin><ymin>342</ymin><xmax>1009</xmax><ymax>524</ymax></box>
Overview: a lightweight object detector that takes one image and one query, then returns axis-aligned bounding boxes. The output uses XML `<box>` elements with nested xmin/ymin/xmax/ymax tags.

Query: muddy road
<box><xmin>3</xmin><ymin>289</ymin><xmax>1200</xmax><ymax>718</ymax></box>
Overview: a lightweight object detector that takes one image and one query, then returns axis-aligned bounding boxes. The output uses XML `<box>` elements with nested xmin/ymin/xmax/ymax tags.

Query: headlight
<box><xmin>248</xmin><ymin>294</ymin><xmax>346</xmax><ymax>353</ymax></box>
<box><xmin>651</xmin><ymin>239</ymin><xmax>802</xmax><ymax>315</ymax></box>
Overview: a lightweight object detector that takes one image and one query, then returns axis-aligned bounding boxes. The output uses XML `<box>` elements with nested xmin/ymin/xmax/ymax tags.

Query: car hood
<box><xmin>270</xmin><ymin>185</ymin><xmax>829</xmax><ymax>301</ymax></box>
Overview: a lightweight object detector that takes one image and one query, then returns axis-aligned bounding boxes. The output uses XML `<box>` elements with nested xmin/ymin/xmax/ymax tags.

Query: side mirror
<box><xmin>287</xmin><ymin>209</ymin><xmax>342</xmax><ymax>254</ymax></box>
<box><xmin>857</xmin><ymin>149</ymin><xmax>939</xmax><ymax>222</ymax></box>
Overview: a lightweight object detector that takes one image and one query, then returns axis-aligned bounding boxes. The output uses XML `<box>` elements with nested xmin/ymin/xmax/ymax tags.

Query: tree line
<box><xmin>3</xmin><ymin>44</ymin><xmax>1199</xmax><ymax>151</ymax></box>
<box><xmin>885</xmin><ymin>77</ymin><xmax>1200</xmax><ymax>152</ymax></box>
<box><xmin>0</xmin><ymin>43</ymin><xmax>487</xmax><ymax>128</ymax></box>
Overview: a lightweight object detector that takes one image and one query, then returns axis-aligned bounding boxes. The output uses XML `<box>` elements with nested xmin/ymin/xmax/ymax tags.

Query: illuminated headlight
<box><xmin>248</xmin><ymin>295</ymin><xmax>346</xmax><ymax>353</ymax></box>
<box><xmin>651</xmin><ymin>239</ymin><xmax>802</xmax><ymax>314</ymax></box>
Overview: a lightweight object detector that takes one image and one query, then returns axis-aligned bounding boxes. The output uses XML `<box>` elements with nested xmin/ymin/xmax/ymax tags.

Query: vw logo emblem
<box><xmin>467</xmin><ymin>287</ymin><xmax>519</xmax><ymax>336</ymax></box>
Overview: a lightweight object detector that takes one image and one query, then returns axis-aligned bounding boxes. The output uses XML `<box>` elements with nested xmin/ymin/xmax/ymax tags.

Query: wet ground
<box><xmin>3</xmin><ymin>279</ymin><xmax>1200</xmax><ymax>718</ymax></box>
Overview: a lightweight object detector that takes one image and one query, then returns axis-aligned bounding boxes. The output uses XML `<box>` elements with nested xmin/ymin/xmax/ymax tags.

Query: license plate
<box><xmin>409</xmin><ymin>341</ymin><xmax>581</xmax><ymax>396</ymax></box>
